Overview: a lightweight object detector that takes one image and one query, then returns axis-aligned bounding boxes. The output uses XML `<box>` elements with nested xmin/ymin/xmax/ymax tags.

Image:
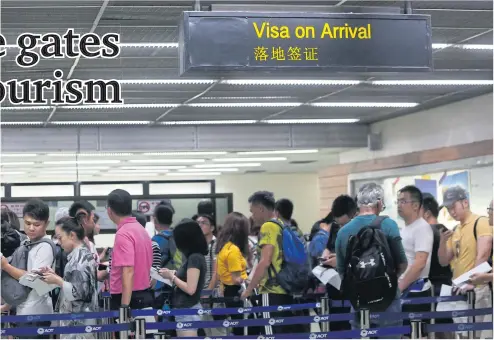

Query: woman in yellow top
<box><xmin>216</xmin><ymin>212</ymin><xmax>250</xmax><ymax>336</ymax></box>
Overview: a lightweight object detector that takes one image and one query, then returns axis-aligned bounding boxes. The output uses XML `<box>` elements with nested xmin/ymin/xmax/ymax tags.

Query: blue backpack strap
<box><xmin>154</xmin><ymin>232</ymin><xmax>172</xmax><ymax>267</ymax></box>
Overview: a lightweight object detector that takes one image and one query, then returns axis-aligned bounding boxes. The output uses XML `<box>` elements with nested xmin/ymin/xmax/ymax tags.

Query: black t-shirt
<box><xmin>429</xmin><ymin>223</ymin><xmax>453</xmax><ymax>286</ymax></box>
<box><xmin>173</xmin><ymin>253</ymin><xmax>207</xmax><ymax>308</ymax></box>
<box><xmin>325</xmin><ymin>223</ymin><xmax>341</xmax><ymax>253</ymax></box>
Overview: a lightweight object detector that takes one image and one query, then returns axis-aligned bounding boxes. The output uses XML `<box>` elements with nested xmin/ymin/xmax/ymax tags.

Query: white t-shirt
<box><xmin>16</xmin><ymin>235</ymin><xmax>54</xmax><ymax>316</ymax></box>
<box><xmin>400</xmin><ymin>217</ymin><xmax>433</xmax><ymax>290</ymax></box>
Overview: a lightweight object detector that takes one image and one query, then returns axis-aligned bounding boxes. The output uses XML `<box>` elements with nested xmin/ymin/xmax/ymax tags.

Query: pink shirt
<box><xmin>110</xmin><ymin>217</ymin><xmax>153</xmax><ymax>294</ymax></box>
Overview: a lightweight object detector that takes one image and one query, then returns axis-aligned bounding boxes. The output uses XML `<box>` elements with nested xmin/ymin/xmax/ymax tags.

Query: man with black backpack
<box><xmin>336</xmin><ymin>183</ymin><xmax>408</xmax><ymax>337</ymax></box>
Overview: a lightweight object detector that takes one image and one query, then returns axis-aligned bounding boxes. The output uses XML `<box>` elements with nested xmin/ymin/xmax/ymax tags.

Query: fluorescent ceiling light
<box><xmin>99</xmin><ymin>173</ymin><xmax>160</xmax><ymax>177</ymax></box>
<box><xmin>187</xmin><ymin>102</ymin><xmax>302</xmax><ymax>108</ymax></box>
<box><xmin>212</xmin><ymin>157</ymin><xmax>286</xmax><ymax>162</ymax></box>
<box><xmin>178</xmin><ymin>168</ymin><xmax>238</xmax><ymax>172</ymax></box>
<box><xmin>167</xmin><ymin>172</ymin><xmax>221</xmax><ymax>176</ymax></box>
<box><xmin>111</xmin><ymin>169</ymin><xmax>170</xmax><ymax>173</ymax></box>
<box><xmin>119</xmin><ymin>79</ymin><xmax>215</xmax><ymax>85</ymax></box>
<box><xmin>194</xmin><ymin>163</ymin><xmax>261</xmax><ymax>168</ymax></box>
<box><xmin>143</xmin><ymin>152</ymin><xmax>228</xmax><ymax>156</ymax></box>
<box><xmin>159</xmin><ymin>120</ymin><xmax>257</xmax><ymax>125</ymax></box>
<box><xmin>51</xmin><ymin>121</ymin><xmax>151</xmax><ymax>125</ymax></box>
<box><xmin>25</xmin><ymin>167</ymin><xmax>110</xmax><ymax>171</ymax></box>
<box><xmin>120</xmin><ymin>43</ymin><xmax>179</xmax><ymax>48</ymax></box>
<box><xmin>221</xmin><ymin>79</ymin><xmax>361</xmax><ymax>85</ymax></box>
<box><xmin>128</xmin><ymin>159</ymin><xmax>205</xmax><ymax>164</ymax></box>
<box><xmin>2</xmin><ymin>153</ymin><xmax>38</xmax><ymax>157</ymax></box>
<box><xmin>432</xmin><ymin>43</ymin><xmax>493</xmax><ymax>50</ymax></box>
<box><xmin>120</xmin><ymin>166</ymin><xmax>186</xmax><ymax>170</ymax></box>
<box><xmin>1</xmin><ymin>106</ymin><xmax>50</xmax><ymax>111</ymax></box>
<box><xmin>262</xmin><ymin>119</ymin><xmax>360</xmax><ymax>124</ymax></box>
<box><xmin>201</xmin><ymin>96</ymin><xmax>294</xmax><ymax>100</ymax></box>
<box><xmin>1</xmin><ymin>121</ymin><xmax>44</xmax><ymax>125</ymax></box>
<box><xmin>310</xmin><ymin>102</ymin><xmax>418</xmax><ymax>108</ymax></box>
<box><xmin>237</xmin><ymin>149</ymin><xmax>318</xmax><ymax>155</ymax></box>
<box><xmin>46</xmin><ymin>153</ymin><xmax>136</xmax><ymax>157</ymax></box>
<box><xmin>372</xmin><ymin>80</ymin><xmax>494</xmax><ymax>86</ymax></box>
<box><xmin>1</xmin><ymin>171</ymin><xmax>26</xmax><ymax>175</ymax></box>
<box><xmin>2</xmin><ymin>162</ymin><xmax>36</xmax><ymax>166</ymax></box>
<box><xmin>38</xmin><ymin>170</ymin><xmax>100</xmax><ymax>174</ymax></box>
<box><xmin>4</xmin><ymin>42</ymin><xmax>180</xmax><ymax>49</ymax></box>
<box><xmin>44</xmin><ymin>160</ymin><xmax>121</xmax><ymax>165</ymax></box>
<box><xmin>64</xmin><ymin>104</ymin><xmax>179</xmax><ymax>109</ymax></box>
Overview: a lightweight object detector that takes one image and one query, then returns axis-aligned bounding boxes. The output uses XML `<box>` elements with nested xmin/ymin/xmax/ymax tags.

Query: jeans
<box><xmin>350</xmin><ymin>299</ymin><xmax>403</xmax><ymax>339</ymax></box>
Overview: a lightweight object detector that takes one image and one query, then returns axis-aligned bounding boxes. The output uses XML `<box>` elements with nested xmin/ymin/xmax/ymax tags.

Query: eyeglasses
<box><xmin>395</xmin><ymin>200</ymin><xmax>417</xmax><ymax>205</ymax></box>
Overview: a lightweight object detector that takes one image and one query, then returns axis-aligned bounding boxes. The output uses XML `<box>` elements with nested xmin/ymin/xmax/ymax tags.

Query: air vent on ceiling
<box><xmin>289</xmin><ymin>160</ymin><xmax>316</xmax><ymax>164</ymax></box>
<box><xmin>245</xmin><ymin>170</ymin><xmax>266</xmax><ymax>174</ymax></box>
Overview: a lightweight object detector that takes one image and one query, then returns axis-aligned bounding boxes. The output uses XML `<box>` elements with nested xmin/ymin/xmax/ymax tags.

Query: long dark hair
<box><xmin>1</xmin><ymin>208</ymin><xmax>20</xmax><ymax>231</ymax></box>
<box><xmin>173</xmin><ymin>218</ymin><xmax>208</xmax><ymax>257</ymax></box>
<box><xmin>216</xmin><ymin>212</ymin><xmax>250</xmax><ymax>257</ymax></box>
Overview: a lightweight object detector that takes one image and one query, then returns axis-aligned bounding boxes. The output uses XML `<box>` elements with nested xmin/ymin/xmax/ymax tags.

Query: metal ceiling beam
<box><xmin>152</xmin><ymin>80</ymin><xmax>221</xmax><ymax>123</ymax></box>
<box><xmin>44</xmin><ymin>0</ymin><xmax>110</xmax><ymax>126</ymax></box>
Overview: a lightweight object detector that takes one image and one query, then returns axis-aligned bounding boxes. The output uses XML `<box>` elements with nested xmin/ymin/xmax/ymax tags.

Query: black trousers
<box><xmin>403</xmin><ymin>288</ymin><xmax>432</xmax><ymax>336</ymax></box>
<box><xmin>224</xmin><ymin>285</ymin><xmax>244</xmax><ymax>336</ymax></box>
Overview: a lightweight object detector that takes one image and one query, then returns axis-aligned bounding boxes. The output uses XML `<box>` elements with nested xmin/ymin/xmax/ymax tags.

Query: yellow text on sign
<box><xmin>253</xmin><ymin>22</ymin><xmax>372</xmax><ymax>40</ymax></box>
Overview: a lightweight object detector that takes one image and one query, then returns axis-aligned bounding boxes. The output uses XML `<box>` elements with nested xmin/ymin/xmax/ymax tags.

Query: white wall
<box><xmin>339</xmin><ymin>94</ymin><xmax>493</xmax><ymax>164</ymax></box>
<box><xmin>215</xmin><ymin>173</ymin><xmax>320</xmax><ymax>232</ymax></box>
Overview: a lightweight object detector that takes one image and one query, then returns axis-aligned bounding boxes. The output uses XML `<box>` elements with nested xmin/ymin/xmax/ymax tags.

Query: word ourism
<box><xmin>0</xmin><ymin>29</ymin><xmax>123</xmax><ymax>105</ymax></box>
<box><xmin>253</xmin><ymin>22</ymin><xmax>372</xmax><ymax>40</ymax></box>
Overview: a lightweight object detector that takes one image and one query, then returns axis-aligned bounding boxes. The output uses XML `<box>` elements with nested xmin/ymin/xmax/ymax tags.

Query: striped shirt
<box><xmin>204</xmin><ymin>236</ymin><xmax>217</xmax><ymax>289</ymax></box>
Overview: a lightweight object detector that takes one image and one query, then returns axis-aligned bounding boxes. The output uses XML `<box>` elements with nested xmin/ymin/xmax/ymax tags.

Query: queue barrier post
<box><xmin>320</xmin><ymin>297</ymin><xmax>330</xmax><ymax>332</ymax></box>
<box><xmin>429</xmin><ymin>283</ymin><xmax>436</xmax><ymax>339</ymax></box>
<box><xmin>359</xmin><ymin>308</ymin><xmax>370</xmax><ymax>340</ymax></box>
<box><xmin>466</xmin><ymin>290</ymin><xmax>475</xmax><ymax>340</ymax></box>
<box><xmin>119</xmin><ymin>306</ymin><xmax>130</xmax><ymax>339</ymax></box>
<box><xmin>410</xmin><ymin>320</ymin><xmax>424</xmax><ymax>339</ymax></box>
<box><xmin>102</xmin><ymin>295</ymin><xmax>112</xmax><ymax>339</ymax></box>
<box><xmin>134</xmin><ymin>318</ymin><xmax>147</xmax><ymax>339</ymax></box>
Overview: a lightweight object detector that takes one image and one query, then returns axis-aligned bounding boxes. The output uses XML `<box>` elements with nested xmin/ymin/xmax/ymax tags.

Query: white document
<box><xmin>452</xmin><ymin>261</ymin><xmax>492</xmax><ymax>286</ymax></box>
<box><xmin>312</xmin><ymin>266</ymin><xmax>341</xmax><ymax>290</ymax></box>
<box><xmin>150</xmin><ymin>267</ymin><xmax>172</xmax><ymax>286</ymax></box>
<box><xmin>19</xmin><ymin>273</ymin><xmax>58</xmax><ymax>296</ymax></box>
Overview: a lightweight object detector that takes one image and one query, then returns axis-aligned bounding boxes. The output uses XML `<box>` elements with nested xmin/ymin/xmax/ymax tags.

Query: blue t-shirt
<box><xmin>309</xmin><ymin>229</ymin><xmax>329</xmax><ymax>258</ymax></box>
<box><xmin>152</xmin><ymin>229</ymin><xmax>173</xmax><ymax>290</ymax></box>
<box><xmin>335</xmin><ymin>215</ymin><xmax>407</xmax><ymax>275</ymax></box>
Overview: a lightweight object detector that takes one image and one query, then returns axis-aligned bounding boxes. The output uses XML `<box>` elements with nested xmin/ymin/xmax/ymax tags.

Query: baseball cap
<box><xmin>442</xmin><ymin>186</ymin><xmax>468</xmax><ymax>208</ymax></box>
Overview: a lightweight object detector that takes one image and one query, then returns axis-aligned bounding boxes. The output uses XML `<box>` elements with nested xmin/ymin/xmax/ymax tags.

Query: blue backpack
<box><xmin>267</xmin><ymin>219</ymin><xmax>310</xmax><ymax>294</ymax></box>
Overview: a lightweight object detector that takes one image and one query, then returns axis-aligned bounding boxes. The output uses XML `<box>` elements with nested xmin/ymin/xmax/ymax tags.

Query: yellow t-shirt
<box><xmin>447</xmin><ymin>214</ymin><xmax>493</xmax><ymax>279</ymax></box>
<box><xmin>258</xmin><ymin>219</ymin><xmax>287</xmax><ymax>295</ymax></box>
<box><xmin>217</xmin><ymin>242</ymin><xmax>248</xmax><ymax>286</ymax></box>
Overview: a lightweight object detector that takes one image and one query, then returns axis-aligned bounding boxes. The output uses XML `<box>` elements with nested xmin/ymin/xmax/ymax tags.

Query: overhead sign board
<box><xmin>179</xmin><ymin>12</ymin><xmax>433</xmax><ymax>75</ymax></box>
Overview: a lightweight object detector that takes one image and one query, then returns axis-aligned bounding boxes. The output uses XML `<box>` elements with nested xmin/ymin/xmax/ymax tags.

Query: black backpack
<box><xmin>342</xmin><ymin>216</ymin><xmax>397</xmax><ymax>312</ymax></box>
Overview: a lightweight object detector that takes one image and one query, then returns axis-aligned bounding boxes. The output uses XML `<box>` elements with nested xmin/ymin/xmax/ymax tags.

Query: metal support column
<box><xmin>404</xmin><ymin>0</ymin><xmax>412</xmax><ymax>14</ymax></box>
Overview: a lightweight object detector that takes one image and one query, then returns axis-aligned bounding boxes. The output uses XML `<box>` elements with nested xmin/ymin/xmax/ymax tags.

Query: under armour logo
<box><xmin>359</xmin><ymin>259</ymin><xmax>376</xmax><ymax>268</ymax></box>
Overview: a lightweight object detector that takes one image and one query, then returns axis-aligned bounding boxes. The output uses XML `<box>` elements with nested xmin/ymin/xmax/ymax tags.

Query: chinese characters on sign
<box><xmin>254</xmin><ymin>46</ymin><xmax>319</xmax><ymax>61</ymax></box>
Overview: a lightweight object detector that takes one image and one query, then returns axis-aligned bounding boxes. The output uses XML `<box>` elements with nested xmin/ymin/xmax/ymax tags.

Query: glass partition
<box><xmin>2</xmin><ymin>194</ymin><xmax>232</xmax><ymax>233</ymax></box>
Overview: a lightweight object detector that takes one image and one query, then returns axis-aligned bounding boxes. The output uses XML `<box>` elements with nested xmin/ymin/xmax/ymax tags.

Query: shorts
<box><xmin>175</xmin><ymin>303</ymin><xmax>202</xmax><ymax>332</ymax></box>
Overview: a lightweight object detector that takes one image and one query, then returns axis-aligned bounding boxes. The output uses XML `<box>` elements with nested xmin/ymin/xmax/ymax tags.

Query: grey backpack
<box><xmin>1</xmin><ymin>238</ymin><xmax>56</xmax><ymax>307</ymax></box>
